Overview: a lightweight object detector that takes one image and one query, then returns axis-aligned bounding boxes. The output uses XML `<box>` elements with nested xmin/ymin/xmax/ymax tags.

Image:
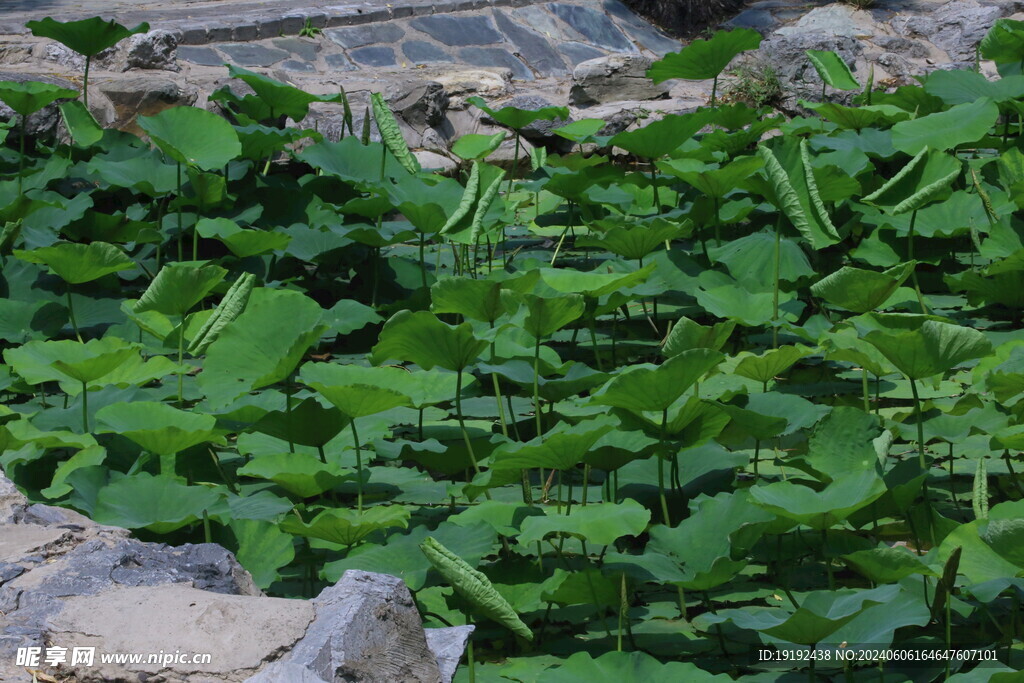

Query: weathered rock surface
<box><xmin>569</xmin><ymin>53</ymin><xmax>668</xmax><ymax>106</ymax></box>
<box><xmin>0</xmin><ymin>470</ymin><xmax>468</xmax><ymax>683</ymax></box>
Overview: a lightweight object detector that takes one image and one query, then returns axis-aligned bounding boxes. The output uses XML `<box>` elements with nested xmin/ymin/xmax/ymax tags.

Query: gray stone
<box><xmin>759</xmin><ymin>32</ymin><xmax>863</xmax><ymax>86</ymax></box>
<box><xmin>549</xmin><ymin>3</ymin><xmax>634</xmax><ymax>52</ymax></box>
<box><xmin>281</xmin><ymin>14</ymin><xmax>307</xmax><ymax>35</ymax></box>
<box><xmin>415</xmin><ymin>150</ymin><xmax>459</xmax><ymax>174</ymax></box>
<box><xmin>411</xmin><ymin>15</ymin><xmax>504</xmax><ymax>46</ymax></box>
<box><xmin>511</xmin><ymin>5</ymin><xmax>569</xmax><ymax>40</ymax></box>
<box><xmin>776</xmin><ymin>5</ymin><xmax>867</xmax><ymax>39</ymax></box>
<box><xmin>0</xmin><ymin>43</ymin><xmax>33</xmax><ymax>65</ymax></box>
<box><xmin>179</xmin><ymin>26</ymin><xmax>208</xmax><ymax>45</ymax></box>
<box><xmin>483</xmin><ymin>94</ymin><xmax>570</xmax><ymax>143</ymax></box>
<box><xmin>570</xmin><ymin>54</ymin><xmax>668</xmax><ymax>106</ymax></box>
<box><xmin>726</xmin><ymin>9</ymin><xmax>778</xmax><ymax>32</ymax></box>
<box><xmin>42</xmin><ymin>43</ymin><xmax>85</xmax><ymax>70</ymax></box>
<box><xmin>426</xmin><ymin>626</ymin><xmax>475</xmax><ymax>682</ymax></box>
<box><xmin>894</xmin><ymin>0</ymin><xmax>1006</xmax><ymax>66</ymax></box>
<box><xmin>178</xmin><ymin>45</ymin><xmax>224</xmax><ymax>66</ymax></box>
<box><xmin>434</xmin><ymin>69</ymin><xmax>513</xmax><ymax>108</ymax></box>
<box><xmin>207</xmin><ymin>24</ymin><xmax>234</xmax><ymax>43</ymax></box>
<box><xmin>232</xmin><ymin>23</ymin><xmax>260</xmax><ymax>42</ymax></box>
<box><xmin>97</xmin><ymin>77</ymin><xmax>198</xmax><ymax>132</ymax></box>
<box><xmin>388</xmin><ymin>80</ymin><xmax>449</xmax><ymax>129</ymax></box>
<box><xmin>281</xmin><ymin>59</ymin><xmax>317</xmax><ymax>72</ymax></box>
<box><xmin>460</xmin><ymin>46</ymin><xmax>533</xmax><ymax>80</ymax></box>
<box><xmin>122</xmin><ymin>29</ymin><xmax>180</xmax><ymax>71</ymax></box>
<box><xmin>493</xmin><ymin>9</ymin><xmax>568</xmax><ymax>76</ymax></box>
<box><xmin>559</xmin><ymin>41</ymin><xmax>606</xmax><ymax>66</ymax></box>
<box><xmin>350</xmin><ymin>46</ymin><xmax>398</xmax><ymax>67</ymax></box>
<box><xmin>872</xmin><ymin>35</ymin><xmax>929</xmax><ymax>59</ymax></box>
<box><xmin>251</xmin><ymin>570</ymin><xmax>447</xmax><ymax>683</ymax></box>
<box><xmin>274</xmin><ymin>37</ymin><xmax>320</xmax><ymax>61</ymax></box>
<box><xmin>219</xmin><ymin>43</ymin><xmax>290</xmax><ymax>67</ymax></box>
<box><xmin>402</xmin><ymin>40</ymin><xmax>455</xmax><ymax>64</ymax></box>
<box><xmin>327</xmin><ymin>23</ymin><xmax>406</xmax><ymax>49</ymax></box>
<box><xmin>256</xmin><ymin>17</ymin><xmax>284</xmax><ymax>40</ymax></box>
<box><xmin>325</xmin><ymin>52</ymin><xmax>358</xmax><ymax>71</ymax></box>
<box><xmin>602</xmin><ymin>0</ymin><xmax>681</xmax><ymax>53</ymax></box>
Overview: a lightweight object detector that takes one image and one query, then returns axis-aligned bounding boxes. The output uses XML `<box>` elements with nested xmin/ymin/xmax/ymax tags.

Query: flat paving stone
<box><xmin>602</xmin><ymin>0</ymin><xmax>680</xmax><ymax>53</ymax></box>
<box><xmin>459</xmin><ymin>46</ymin><xmax>533</xmax><ymax>80</ymax></box>
<box><xmin>549</xmin><ymin>3</ymin><xmax>634</xmax><ymax>52</ymax></box>
<box><xmin>401</xmin><ymin>40</ymin><xmax>455</xmax><ymax>64</ymax></box>
<box><xmin>510</xmin><ymin>5</ymin><xmax>569</xmax><ymax>41</ymax></box>
<box><xmin>327</xmin><ymin>23</ymin><xmax>405</xmax><ymax>49</ymax></box>
<box><xmin>559</xmin><ymin>41</ymin><xmax>606</xmax><ymax>65</ymax></box>
<box><xmin>218</xmin><ymin>43</ymin><xmax>290</xmax><ymax>67</ymax></box>
<box><xmin>493</xmin><ymin>9</ymin><xmax>567</xmax><ymax>76</ymax></box>
<box><xmin>324</xmin><ymin>52</ymin><xmax>358</xmax><ymax>70</ymax></box>
<box><xmin>272</xmin><ymin>37</ymin><xmax>320</xmax><ymax>61</ymax></box>
<box><xmin>177</xmin><ymin>46</ymin><xmax>225</xmax><ymax>66</ymax></box>
<box><xmin>280</xmin><ymin>59</ymin><xmax>317</xmax><ymax>71</ymax></box>
<box><xmin>410</xmin><ymin>15</ymin><xmax>504</xmax><ymax>46</ymax></box>
<box><xmin>350</xmin><ymin>46</ymin><xmax>397</xmax><ymax>66</ymax></box>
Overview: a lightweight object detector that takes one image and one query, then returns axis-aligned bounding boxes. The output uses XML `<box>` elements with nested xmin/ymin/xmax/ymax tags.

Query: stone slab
<box><xmin>327</xmin><ymin>23</ymin><xmax>406</xmax><ymax>48</ymax></box>
<box><xmin>549</xmin><ymin>2</ymin><xmax>635</xmax><ymax>52</ymax></box>
<box><xmin>218</xmin><ymin>43</ymin><xmax>290</xmax><ymax>67</ymax></box>
<box><xmin>350</xmin><ymin>45</ymin><xmax>398</xmax><ymax>66</ymax></box>
<box><xmin>493</xmin><ymin>9</ymin><xmax>568</xmax><ymax>76</ymax></box>
<box><xmin>402</xmin><ymin>40</ymin><xmax>455</xmax><ymax>64</ymax></box>
<box><xmin>410</xmin><ymin>14</ymin><xmax>505</xmax><ymax>46</ymax></box>
<box><xmin>459</xmin><ymin>46</ymin><xmax>533</xmax><ymax>80</ymax></box>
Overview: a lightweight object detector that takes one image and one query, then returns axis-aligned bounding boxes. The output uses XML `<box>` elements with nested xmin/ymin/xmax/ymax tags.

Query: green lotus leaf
<box><xmin>862</xmin><ymin>148</ymin><xmax>960</xmax><ymax>215</ymax></box>
<box><xmin>501</xmin><ymin>292</ymin><xmax>585</xmax><ymax>340</ymax></box>
<box><xmin>981</xmin><ymin>18</ymin><xmax>1024</xmax><ymax>75</ymax></box>
<box><xmin>95</xmin><ymin>401</ymin><xmax>218</xmax><ymax>456</ymax></box>
<box><xmin>801</xmin><ymin>407</ymin><xmax>885</xmax><ymax>482</ymax></box>
<box><xmin>92</xmin><ymin>473</ymin><xmax>224</xmax><ymax>534</ymax></box>
<box><xmin>800</xmin><ymin>101</ymin><xmax>910</xmax><ymax>130</ymax></box>
<box><xmin>197</xmin><ymin>288</ymin><xmax>326</xmax><ymax>408</ymax></box>
<box><xmin>658</xmin><ymin>155</ymin><xmax>763</xmax><ymax>198</ymax></box>
<box><xmin>841</xmin><ymin>545</ymin><xmax>938</xmax><ymax>583</ymax></box>
<box><xmin>490</xmin><ymin>417</ymin><xmax>615</xmax><ymax>471</ymax></box>
<box><xmin>451</xmin><ymin>131</ymin><xmax>506</xmax><ymax>161</ymax></box>
<box><xmin>133</xmin><ymin>262</ymin><xmax>227</xmax><ymax>317</ymax></box>
<box><xmin>370</xmin><ymin>310</ymin><xmax>487</xmax><ymax>372</ymax></box>
<box><xmin>812</xmin><ymin>262</ymin><xmax>916</xmax><ymax>313</ymax></box>
<box><xmin>864</xmin><ymin>319</ymin><xmax>993</xmax><ymax>380</ymax></box>
<box><xmin>196</xmin><ymin>217</ymin><xmax>290</xmax><ymax>257</ymax></box>
<box><xmin>706</xmin><ymin>584</ymin><xmax>900</xmax><ymax>645</ymax></box>
<box><xmin>226</xmin><ymin>64</ymin><xmax>341</xmax><ymax>122</ymax></box>
<box><xmin>648</xmin><ymin>490</ymin><xmax>775</xmax><ymax>590</ymax></box>
<box><xmin>609</xmin><ymin>110</ymin><xmax>711</xmax><ymax>159</ymax></box>
<box><xmin>749</xmin><ymin>471</ymin><xmax>886</xmax><ymax>529</ymax></box>
<box><xmin>577</xmin><ymin>222</ymin><xmax>686</xmax><ymax>261</ymax></box>
<box><xmin>431</xmin><ymin>276</ymin><xmax>509</xmax><ymax>324</ymax></box>
<box><xmin>924</xmin><ymin>69</ymin><xmax>1024</xmax><ymax>105</ymax></box>
<box><xmin>252</xmin><ymin>398</ymin><xmax>349</xmax><ymax>449</ymax></box>
<box><xmin>299</xmin><ymin>363</ymin><xmax>413</xmax><ymax>418</ymax></box>
<box><xmin>518</xmin><ymin>499</ymin><xmax>650</xmax><ymax>547</ymax></box>
<box><xmin>552</xmin><ymin>118</ymin><xmax>606</xmax><ymax>144</ymax></box>
<box><xmin>733</xmin><ymin>344</ymin><xmax>813</xmax><ymax>385</ymax></box>
<box><xmin>58</xmin><ymin>100</ymin><xmax>103</xmax><ymax>147</ymax></box>
<box><xmin>27</xmin><ymin>16</ymin><xmax>148</xmax><ymax>57</ymax></box>
<box><xmin>647</xmin><ymin>28</ymin><xmax>762</xmax><ymax>82</ymax></box>
<box><xmin>537</xmin><ymin>651</ymin><xmax>729</xmax><ymax>682</ymax></box>
<box><xmin>282</xmin><ymin>505</ymin><xmax>409</xmax><ymax>546</ymax></box>
<box><xmin>41</xmin><ymin>445</ymin><xmax>106</xmax><ymax>499</ymax></box>
<box><xmin>230</xmin><ymin>518</ymin><xmax>295</xmax><ymax>589</ymax></box>
<box><xmin>138</xmin><ymin>106</ymin><xmax>241</xmax><ymax>170</ymax></box>
<box><xmin>237</xmin><ymin>453</ymin><xmax>350</xmax><ymax>498</ymax></box>
<box><xmin>753</xmin><ymin>140</ymin><xmax>841</xmax><ymax>249</ymax></box>
<box><xmin>890</xmin><ymin>98</ymin><xmax>999</xmax><ymax>155</ymax></box>
<box><xmin>806</xmin><ymin>49</ymin><xmax>860</xmax><ymax>90</ymax></box>
<box><xmin>981</xmin><ymin>518</ymin><xmax>1024</xmax><ymax>568</ymax></box>
<box><xmin>297</xmin><ymin>137</ymin><xmax>408</xmax><ymax>185</ymax></box>
<box><xmin>593</xmin><ymin>348</ymin><xmax>722</xmax><ymax>414</ymax></box>
<box><xmin>710</xmin><ymin>231</ymin><xmax>815</xmax><ymax>289</ymax></box>
<box><xmin>661</xmin><ymin>317</ymin><xmax>735</xmax><ymax>357</ymax></box>
<box><xmin>467</xmin><ymin>95</ymin><xmax>569</xmax><ymax>131</ymax></box>
<box><xmin>4</xmin><ymin>337</ymin><xmax>140</xmax><ymax>390</ymax></box>
<box><xmin>15</xmin><ymin>241</ymin><xmax>133</xmax><ymax>284</ymax></box>
<box><xmin>0</xmin><ymin>80</ymin><xmax>78</xmax><ymax>118</ymax></box>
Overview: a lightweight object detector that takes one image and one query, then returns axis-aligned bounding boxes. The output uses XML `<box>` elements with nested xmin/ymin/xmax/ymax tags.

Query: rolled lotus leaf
<box><xmin>441</xmin><ymin>161</ymin><xmax>481</xmax><ymax>234</ymax></box>
<box><xmin>371</xmin><ymin>92</ymin><xmax>420</xmax><ymax>175</ymax></box>
<box><xmin>420</xmin><ymin>536</ymin><xmax>533</xmax><ymax>640</ymax></box>
<box><xmin>188</xmin><ymin>272</ymin><xmax>255</xmax><ymax>355</ymax></box>
<box><xmin>469</xmin><ymin>169</ymin><xmax>505</xmax><ymax>242</ymax></box>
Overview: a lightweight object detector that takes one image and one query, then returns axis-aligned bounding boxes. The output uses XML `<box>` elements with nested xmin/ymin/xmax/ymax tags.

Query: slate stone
<box><xmin>327</xmin><ymin>23</ymin><xmax>405</xmax><ymax>49</ymax></box>
<box><xmin>549</xmin><ymin>3</ymin><xmax>634</xmax><ymax>52</ymax></box>
<box><xmin>602</xmin><ymin>0</ymin><xmax>681</xmax><ymax>53</ymax></box>
<box><xmin>218</xmin><ymin>43</ymin><xmax>289</xmax><ymax>67</ymax></box>
<box><xmin>402</xmin><ymin>41</ymin><xmax>454</xmax><ymax>64</ymax></box>
<box><xmin>492</xmin><ymin>10</ymin><xmax>567</xmax><ymax>76</ymax></box>
<box><xmin>350</xmin><ymin>46</ymin><xmax>397</xmax><ymax>67</ymax></box>
<box><xmin>273</xmin><ymin>37</ymin><xmax>320</xmax><ymax>61</ymax></box>
<box><xmin>281</xmin><ymin>59</ymin><xmax>316</xmax><ymax>72</ymax></box>
<box><xmin>725</xmin><ymin>9</ymin><xmax>777</xmax><ymax>32</ymax></box>
<box><xmin>559</xmin><ymin>41</ymin><xmax>606</xmax><ymax>66</ymax></box>
<box><xmin>459</xmin><ymin>47</ymin><xmax>533</xmax><ymax>80</ymax></box>
<box><xmin>511</xmin><ymin>6</ymin><xmax>567</xmax><ymax>41</ymax></box>
<box><xmin>177</xmin><ymin>46</ymin><xmax>223</xmax><ymax>66</ymax></box>
<box><xmin>324</xmin><ymin>52</ymin><xmax>358</xmax><ymax>71</ymax></box>
<box><xmin>410</xmin><ymin>15</ymin><xmax>504</xmax><ymax>47</ymax></box>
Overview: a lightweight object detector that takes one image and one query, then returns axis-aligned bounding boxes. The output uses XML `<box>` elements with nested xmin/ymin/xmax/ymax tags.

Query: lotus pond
<box><xmin>2</xmin><ymin>17</ymin><xmax>1024</xmax><ymax>682</ymax></box>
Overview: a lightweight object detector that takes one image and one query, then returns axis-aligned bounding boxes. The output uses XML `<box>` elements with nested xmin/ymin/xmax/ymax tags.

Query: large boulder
<box><xmin>569</xmin><ymin>54</ymin><xmax>669</xmax><ymax>106</ymax></box>
<box><xmin>97</xmin><ymin>76</ymin><xmax>198</xmax><ymax>133</ymax></box>
<box><xmin>894</xmin><ymin>0</ymin><xmax>1009</xmax><ymax>67</ymax></box>
<box><xmin>387</xmin><ymin>79</ymin><xmax>449</xmax><ymax>131</ymax></box>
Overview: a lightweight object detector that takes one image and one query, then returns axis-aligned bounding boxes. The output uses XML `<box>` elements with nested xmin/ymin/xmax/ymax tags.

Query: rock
<box><xmin>403</xmin><ymin>41</ymin><xmax>455</xmax><ymax>65</ymax></box>
<box><xmin>416</xmin><ymin>150</ymin><xmax>458</xmax><ymax>174</ymax></box>
<box><xmin>388</xmin><ymin>80</ymin><xmax>449</xmax><ymax>130</ymax></box>
<box><xmin>434</xmin><ymin>69</ymin><xmax>513</xmax><ymax>110</ymax></box>
<box><xmin>570</xmin><ymin>54</ymin><xmax>669</xmax><ymax>106</ymax></box>
<box><xmin>327</xmin><ymin>23</ymin><xmax>405</xmax><ymax>49</ymax></box>
<box><xmin>894</xmin><ymin>0</ymin><xmax>1006</xmax><ymax>67</ymax></box>
<box><xmin>758</xmin><ymin>32</ymin><xmax>864</xmax><ymax>87</ymax></box>
<box><xmin>248</xmin><ymin>570</ymin><xmax>453</xmax><ymax>683</ymax></box>
<box><xmin>121</xmin><ymin>29</ymin><xmax>181</xmax><ymax>71</ymax></box>
<box><xmin>218</xmin><ymin>43</ymin><xmax>289</xmax><ymax>68</ymax></box>
<box><xmin>273</xmin><ymin>37</ymin><xmax>320</xmax><ymax>62</ymax></box>
<box><xmin>40</xmin><ymin>43</ymin><xmax>85</xmax><ymax>70</ymax></box>
<box><xmin>493</xmin><ymin>9</ymin><xmax>569</xmax><ymax>77</ymax></box>
<box><xmin>97</xmin><ymin>76</ymin><xmax>198</xmax><ymax>133</ymax></box>
<box><xmin>0</xmin><ymin>43</ymin><xmax>33</xmax><ymax>65</ymax></box>
<box><xmin>560</xmin><ymin>41</ymin><xmax>607</xmax><ymax>67</ymax></box>
<box><xmin>603</xmin><ymin>0</ymin><xmax>682</xmax><ymax>53</ymax></box>
<box><xmin>410</xmin><ymin>15</ymin><xmax>505</xmax><ymax>47</ymax></box>
<box><xmin>775</xmin><ymin>5</ymin><xmax>874</xmax><ymax>40</ymax></box>
<box><xmin>351</xmin><ymin>46</ymin><xmax>398</xmax><ymax>67</ymax></box>
<box><xmin>178</xmin><ymin>45</ymin><xmax>224</xmax><ymax>66</ymax></box>
<box><xmin>0</xmin><ymin>71</ymin><xmax>77</xmax><ymax>139</ymax></box>
<box><xmin>0</xmin><ymin>467</ymin><xmax>470</xmax><ymax>683</ymax></box>
<box><xmin>459</xmin><ymin>47</ymin><xmax>534</xmax><ymax>81</ymax></box>
<box><xmin>482</xmin><ymin>94</ymin><xmax>572</xmax><ymax>146</ymax></box>
<box><xmin>48</xmin><ymin>583</ymin><xmax>314</xmax><ymax>682</ymax></box>
<box><xmin>549</xmin><ymin>3</ymin><xmax>635</xmax><ymax>52</ymax></box>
